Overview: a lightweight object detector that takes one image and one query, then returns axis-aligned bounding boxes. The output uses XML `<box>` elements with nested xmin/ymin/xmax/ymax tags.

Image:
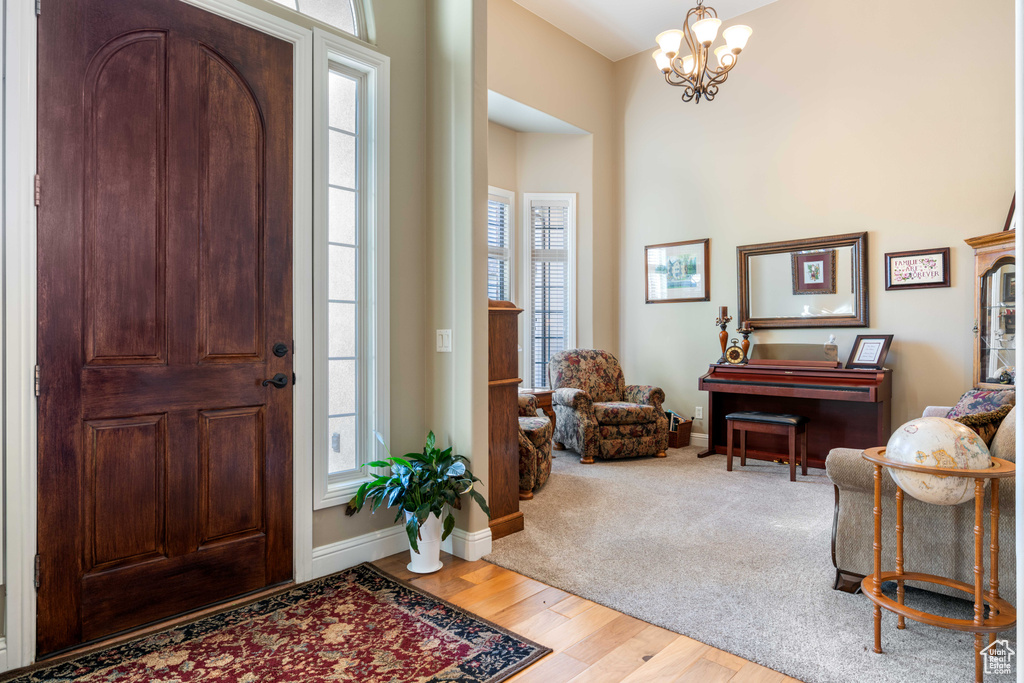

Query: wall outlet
<box><xmin>436</xmin><ymin>329</ymin><xmax>452</xmax><ymax>352</ymax></box>
<box><xmin>695</xmin><ymin>406</ymin><xmax>703</xmax><ymax>420</ymax></box>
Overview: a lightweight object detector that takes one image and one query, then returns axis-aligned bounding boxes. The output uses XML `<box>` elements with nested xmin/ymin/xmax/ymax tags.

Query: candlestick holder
<box><xmin>715</xmin><ymin>315</ymin><xmax>733</xmax><ymax>363</ymax></box>
<box><xmin>737</xmin><ymin>324</ymin><xmax>754</xmax><ymax>364</ymax></box>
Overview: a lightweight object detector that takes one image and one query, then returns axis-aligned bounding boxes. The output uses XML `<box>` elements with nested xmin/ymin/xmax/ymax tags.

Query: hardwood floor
<box><xmin>373</xmin><ymin>552</ymin><xmax>802</xmax><ymax>683</ymax></box>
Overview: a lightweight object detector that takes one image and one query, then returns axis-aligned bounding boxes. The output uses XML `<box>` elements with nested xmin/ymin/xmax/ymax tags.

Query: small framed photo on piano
<box><xmin>845</xmin><ymin>334</ymin><xmax>894</xmax><ymax>370</ymax></box>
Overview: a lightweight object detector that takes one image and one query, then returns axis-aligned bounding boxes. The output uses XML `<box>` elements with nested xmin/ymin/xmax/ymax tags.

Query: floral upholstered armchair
<box><xmin>518</xmin><ymin>394</ymin><xmax>553</xmax><ymax>499</ymax></box>
<box><xmin>548</xmin><ymin>349</ymin><xmax>669</xmax><ymax>464</ymax></box>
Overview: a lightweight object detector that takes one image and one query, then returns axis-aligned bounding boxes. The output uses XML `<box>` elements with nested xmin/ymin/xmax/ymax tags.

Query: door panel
<box><xmin>84</xmin><ymin>32</ymin><xmax>168</xmax><ymax>366</ymax></box>
<box><xmin>199</xmin><ymin>407</ymin><xmax>265</xmax><ymax>543</ymax></box>
<box><xmin>199</xmin><ymin>48</ymin><xmax>265</xmax><ymax>362</ymax></box>
<box><xmin>85</xmin><ymin>415</ymin><xmax>167</xmax><ymax>569</ymax></box>
<box><xmin>38</xmin><ymin>0</ymin><xmax>293</xmax><ymax>656</ymax></box>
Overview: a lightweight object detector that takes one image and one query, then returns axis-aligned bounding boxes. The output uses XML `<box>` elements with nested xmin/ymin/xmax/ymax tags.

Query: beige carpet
<box><xmin>486</xmin><ymin>445</ymin><xmax>1009</xmax><ymax>683</ymax></box>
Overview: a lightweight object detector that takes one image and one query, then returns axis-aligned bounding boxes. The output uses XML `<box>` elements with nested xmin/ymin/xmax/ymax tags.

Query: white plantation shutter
<box><xmin>487</xmin><ymin>191</ymin><xmax>513</xmax><ymax>301</ymax></box>
<box><xmin>525</xmin><ymin>195</ymin><xmax>575</xmax><ymax>388</ymax></box>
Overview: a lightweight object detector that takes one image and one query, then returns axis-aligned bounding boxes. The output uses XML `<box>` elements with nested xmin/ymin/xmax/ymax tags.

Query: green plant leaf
<box><xmin>405</xmin><ymin>516</ymin><xmax>420</xmax><ymax>553</ymax></box>
<box><xmin>365</xmin><ymin>460</ymin><xmax>391</xmax><ymax>469</ymax></box>
<box><xmin>469</xmin><ymin>490</ymin><xmax>491</xmax><ymax>518</ymax></box>
<box><xmin>426</xmin><ymin>431</ymin><xmax>436</xmax><ymax>450</ymax></box>
<box><xmin>442</xmin><ymin>512</ymin><xmax>455</xmax><ymax>541</ymax></box>
<box><xmin>446</xmin><ymin>462</ymin><xmax>466</xmax><ymax>478</ymax></box>
<box><xmin>415</xmin><ymin>503</ymin><xmax>430</xmax><ymax>524</ymax></box>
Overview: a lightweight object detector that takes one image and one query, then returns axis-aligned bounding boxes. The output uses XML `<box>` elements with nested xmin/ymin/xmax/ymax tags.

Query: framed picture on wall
<box><xmin>884</xmin><ymin>247</ymin><xmax>951</xmax><ymax>291</ymax></box>
<box><xmin>791</xmin><ymin>249</ymin><xmax>836</xmax><ymax>295</ymax></box>
<box><xmin>845</xmin><ymin>334</ymin><xmax>894</xmax><ymax>370</ymax></box>
<box><xmin>645</xmin><ymin>239</ymin><xmax>710</xmax><ymax>303</ymax></box>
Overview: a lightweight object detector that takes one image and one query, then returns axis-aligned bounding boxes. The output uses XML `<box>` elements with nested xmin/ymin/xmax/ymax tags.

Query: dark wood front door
<box><xmin>37</xmin><ymin>0</ymin><xmax>293</xmax><ymax>656</ymax></box>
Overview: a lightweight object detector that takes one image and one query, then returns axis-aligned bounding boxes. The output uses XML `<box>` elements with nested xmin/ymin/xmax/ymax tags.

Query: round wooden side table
<box><xmin>860</xmin><ymin>447</ymin><xmax>1016</xmax><ymax>683</ymax></box>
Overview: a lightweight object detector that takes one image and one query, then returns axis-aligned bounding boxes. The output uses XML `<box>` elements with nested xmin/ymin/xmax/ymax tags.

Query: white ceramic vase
<box><xmin>405</xmin><ymin>511</ymin><xmax>444</xmax><ymax>574</ymax></box>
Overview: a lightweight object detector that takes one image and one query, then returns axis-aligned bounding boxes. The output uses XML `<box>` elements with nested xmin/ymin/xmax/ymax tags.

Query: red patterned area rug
<box><xmin>9</xmin><ymin>563</ymin><xmax>551</xmax><ymax>683</ymax></box>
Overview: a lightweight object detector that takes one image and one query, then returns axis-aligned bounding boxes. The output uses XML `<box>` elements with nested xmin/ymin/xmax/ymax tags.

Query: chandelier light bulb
<box><xmin>714</xmin><ymin>45</ymin><xmax>734</xmax><ymax>68</ymax></box>
<box><xmin>656</xmin><ymin>30</ymin><xmax>685</xmax><ymax>57</ymax></box>
<box><xmin>692</xmin><ymin>17</ymin><xmax>721</xmax><ymax>46</ymax></box>
<box><xmin>681</xmin><ymin>54</ymin><xmax>696</xmax><ymax>75</ymax></box>
<box><xmin>723</xmin><ymin>24</ymin><xmax>752</xmax><ymax>52</ymax></box>
<box><xmin>652</xmin><ymin>49</ymin><xmax>671</xmax><ymax>72</ymax></box>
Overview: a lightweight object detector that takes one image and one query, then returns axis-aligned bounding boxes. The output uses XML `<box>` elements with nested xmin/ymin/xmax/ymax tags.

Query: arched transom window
<box><xmin>269</xmin><ymin>0</ymin><xmax>360</xmax><ymax>37</ymax></box>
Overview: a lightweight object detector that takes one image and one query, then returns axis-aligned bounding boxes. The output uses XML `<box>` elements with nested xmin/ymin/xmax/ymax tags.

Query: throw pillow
<box><xmin>955</xmin><ymin>404</ymin><xmax>1014</xmax><ymax>446</ymax></box>
<box><xmin>945</xmin><ymin>389</ymin><xmax>1015</xmax><ymax>419</ymax></box>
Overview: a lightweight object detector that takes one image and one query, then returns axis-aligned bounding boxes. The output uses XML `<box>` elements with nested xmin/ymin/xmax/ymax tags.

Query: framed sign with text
<box><xmin>884</xmin><ymin>247</ymin><xmax>951</xmax><ymax>291</ymax></box>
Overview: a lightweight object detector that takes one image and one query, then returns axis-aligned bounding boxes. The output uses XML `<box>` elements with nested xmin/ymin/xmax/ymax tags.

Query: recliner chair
<box><xmin>548</xmin><ymin>349</ymin><xmax>669</xmax><ymax>464</ymax></box>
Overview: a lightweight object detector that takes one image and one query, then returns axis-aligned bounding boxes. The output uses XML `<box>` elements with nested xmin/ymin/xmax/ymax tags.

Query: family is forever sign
<box><xmin>885</xmin><ymin>248</ymin><xmax>950</xmax><ymax>290</ymax></box>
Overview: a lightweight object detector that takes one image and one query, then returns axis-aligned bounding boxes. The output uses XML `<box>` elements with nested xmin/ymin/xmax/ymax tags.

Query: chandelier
<box><xmin>652</xmin><ymin>1</ymin><xmax>752</xmax><ymax>103</ymax></box>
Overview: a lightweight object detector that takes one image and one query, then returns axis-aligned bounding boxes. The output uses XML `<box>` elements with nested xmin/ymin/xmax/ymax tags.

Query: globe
<box><xmin>884</xmin><ymin>417</ymin><xmax>991</xmax><ymax>506</ymax></box>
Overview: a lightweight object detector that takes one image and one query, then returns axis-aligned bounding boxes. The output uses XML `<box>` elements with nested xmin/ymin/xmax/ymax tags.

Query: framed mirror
<box><xmin>737</xmin><ymin>232</ymin><xmax>868</xmax><ymax>329</ymax></box>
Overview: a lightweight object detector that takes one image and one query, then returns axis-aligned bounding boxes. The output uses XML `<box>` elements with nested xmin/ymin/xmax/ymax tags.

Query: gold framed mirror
<box><xmin>737</xmin><ymin>232</ymin><xmax>868</xmax><ymax>329</ymax></box>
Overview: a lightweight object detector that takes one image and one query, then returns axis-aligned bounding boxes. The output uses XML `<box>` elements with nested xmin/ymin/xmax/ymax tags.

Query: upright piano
<box><xmin>698</xmin><ymin>361</ymin><xmax>892</xmax><ymax>469</ymax></box>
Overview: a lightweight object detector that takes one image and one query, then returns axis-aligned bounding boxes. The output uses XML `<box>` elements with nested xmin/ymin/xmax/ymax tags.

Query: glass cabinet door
<box><xmin>978</xmin><ymin>257</ymin><xmax>1015</xmax><ymax>386</ymax></box>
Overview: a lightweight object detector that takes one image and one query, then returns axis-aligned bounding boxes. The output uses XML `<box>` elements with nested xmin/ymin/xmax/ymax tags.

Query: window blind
<box><xmin>487</xmin><ymin>195</ymin><xmax>512</xmax><ymax>301</ymax></box>
<box><xmin>528</xmin><ymin>199</ymin><xmax>571</xmax><ymax>388</ymax></box>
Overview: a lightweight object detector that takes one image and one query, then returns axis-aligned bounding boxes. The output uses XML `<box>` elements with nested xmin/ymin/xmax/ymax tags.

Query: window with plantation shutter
<box><xmin>487</xmin><ymin>187</ymin><xmax>514</xmax><ymax>301</ymax></box>
<box><xmin>523</xmin><ymin>194</ymin><xmax>576</xmax><ymax>388</ymax></box>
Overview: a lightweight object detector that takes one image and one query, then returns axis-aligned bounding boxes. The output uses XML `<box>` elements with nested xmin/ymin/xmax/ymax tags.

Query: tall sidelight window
<box><xmin>487</xmin><ymin>187</ymin><xmax>514</xmax><ymax>301</ymax></box>
<box><xmin>523</xmin><ymin>194</ymin><xmax>576</xmax><ymax>388</ymax></box>
<box><xmin>314</xmin><ymin>29</ymin><xmax>390</xmax><ymax>509</ymax></box>
<box><xmin>269</xmin><ymin>0</ymin><xmax>362</xmax><ymax>37</ymax></box>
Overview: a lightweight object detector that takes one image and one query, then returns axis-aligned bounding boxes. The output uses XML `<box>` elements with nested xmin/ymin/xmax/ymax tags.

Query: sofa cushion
<box><xmin>519</xmin><ymin>416</ymin><xmax>552</xmax><ymax>449</ymax></box>
<box><xmin>955</xmin><ymin>404</ymin><xmax>1013</xmax><ymax>446</ymax></box>
<box><xmin>594</xmin><ymin>401</ymin><xmax>657</xmax><ymax>425</ymax></box>
<box><xmin>599</xmin><ymin>422</ymin><xmax>661</xmax><ymax>440</ymax></box>
<box><xmin>945</xmin><ymin>389</ymin><xmax>1015</xmax><ymax>419</ymax></box>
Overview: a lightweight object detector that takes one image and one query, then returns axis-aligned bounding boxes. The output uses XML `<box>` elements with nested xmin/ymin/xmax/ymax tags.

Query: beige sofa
<box><xmin>826</xmin><ymin>406</ymin><xmax>1016</xmax><ymax>604</ymax></box>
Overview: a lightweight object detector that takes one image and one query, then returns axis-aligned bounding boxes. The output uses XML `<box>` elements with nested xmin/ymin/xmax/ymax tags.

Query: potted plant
<box><xmin>346</xmin><ymin>431</ymin><xmax>490</xmax><ymax>573</ymax></box>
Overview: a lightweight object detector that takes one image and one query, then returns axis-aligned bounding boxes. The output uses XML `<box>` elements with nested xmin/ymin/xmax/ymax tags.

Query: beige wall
<box><xmin>487</xmin><ymin>121</ymin><xmax>518</xmax><ymax>194</ymax></box>
<box><xmin>487</xmin><ymin>122</ymin><xmax>594</xmax><ymax>371</ymax></box>
<box><xmin>615</xmin><ymin>0</ymin><xmax>1015</xmax><ymax>432</ymax></box>
<box><xmin>488</xmin><ymin>0</ymin><xmax>619</xmax><ymax>355</ymax></box>
<box><xmin>424</xmin><ymin>0</ymin><xmax>491</xmax><ymax>536</ymax></box>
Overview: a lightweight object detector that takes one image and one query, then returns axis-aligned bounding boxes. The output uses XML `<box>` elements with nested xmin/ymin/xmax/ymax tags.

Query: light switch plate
<box><xmin>695</xmin><ymin>406</ymin><xmax>703</xmax><ymax>420</ymax></box>
<box><xmin>436</xmin><ymin>329</ymin><xmax>452</xmax><ymax>352</ymax></box>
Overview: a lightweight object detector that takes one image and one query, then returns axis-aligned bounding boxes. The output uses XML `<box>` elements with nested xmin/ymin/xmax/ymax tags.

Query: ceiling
<box><xmin>488</xmin><ymin>91</ymin><xmax>589</xmax><ymax>135</ymax></box>
<box><xmin>511</xmin><ymin>0</ymin><xmax>778</xmax><ymax>62</ymax></box>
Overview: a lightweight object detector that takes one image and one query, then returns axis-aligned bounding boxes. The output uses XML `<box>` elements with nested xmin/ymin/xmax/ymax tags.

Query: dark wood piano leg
<box><xmin>740</xmin><ymin>430</ymin><xmax>746</xmax><ymax>467</ymax></box>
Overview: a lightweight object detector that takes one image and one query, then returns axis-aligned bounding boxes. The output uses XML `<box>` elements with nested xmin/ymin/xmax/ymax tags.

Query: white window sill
<box><xmin>314</xmin><ymin>474</ymin><xmax>374</xmax><ymax>511</ymax></box>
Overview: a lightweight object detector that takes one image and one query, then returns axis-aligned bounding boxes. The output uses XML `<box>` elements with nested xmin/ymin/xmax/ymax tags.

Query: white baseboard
<box><xmin>443</xmin><ymin>527</ymin><xmax>492</xmax><ymax>561</ymax></box>
<box><xmin>689</xmin><ymin>432</ymin><xmax>708</xmax><ymax>449</ymax></box>
<box><xmin>310</xmin><ymin>523</ymin><xmax>494</xmax><ymax>578</ymax></box>
<box><xmin>0</xmin><ymin>637</ymin><xmax>8</xmax><ymax>672</ymax></box>
<box><xmin>311</xmin><ymin>525</ymin><xmax>409</xmax><ymax>578</ymax></box>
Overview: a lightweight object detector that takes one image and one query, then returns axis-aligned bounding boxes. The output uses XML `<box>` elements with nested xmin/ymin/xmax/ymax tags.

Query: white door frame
<box><xmin>2</xmin><ymin>0</ymin><xmax>314</xmax><ymax>670</ymax></box>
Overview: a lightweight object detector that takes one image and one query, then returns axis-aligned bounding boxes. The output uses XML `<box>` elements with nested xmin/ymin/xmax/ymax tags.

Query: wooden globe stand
<box><xmin>860</xmin><ymin>447</ymin><xmax>1016</xmax><ymax>682</ymax></box>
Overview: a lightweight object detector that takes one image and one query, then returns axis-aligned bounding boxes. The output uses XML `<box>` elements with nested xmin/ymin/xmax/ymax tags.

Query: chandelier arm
<box><xmin>664</xmin><ymin>71</ymin><xmax>692</xmax><ymax>88</ymax></box>
<box><xmin>682</xmin><ymin>6</ymin><xmax>698</xmax><ymax>65</ymax></box>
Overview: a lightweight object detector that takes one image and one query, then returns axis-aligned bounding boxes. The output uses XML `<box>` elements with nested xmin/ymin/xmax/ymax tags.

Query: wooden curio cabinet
<box><xmin>966</xmin><ymin>231</ymin><xmax>1015</xmax><ymax>389</ymax></box>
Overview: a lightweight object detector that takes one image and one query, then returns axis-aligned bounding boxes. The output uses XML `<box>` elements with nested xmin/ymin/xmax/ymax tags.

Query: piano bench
<box><xmin>725</xmin><ymin>412</ymin><xmax>809</xmax><ymax>482</ymax></box>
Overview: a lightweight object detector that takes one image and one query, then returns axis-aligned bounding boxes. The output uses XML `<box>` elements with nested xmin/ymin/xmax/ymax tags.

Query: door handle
<box><xmin>262</xmin><ymin>373</ymin><xmax>288</xmax><ymax>388</ymax></box>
